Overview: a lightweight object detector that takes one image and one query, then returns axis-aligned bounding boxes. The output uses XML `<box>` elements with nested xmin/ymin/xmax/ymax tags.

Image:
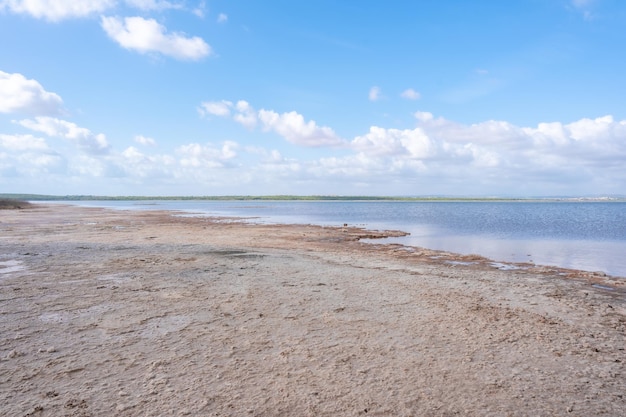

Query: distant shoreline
<box><xmin>1</xmin><ymin>193</ymin><xmax>624</xmax><ymax>203</ymax></box>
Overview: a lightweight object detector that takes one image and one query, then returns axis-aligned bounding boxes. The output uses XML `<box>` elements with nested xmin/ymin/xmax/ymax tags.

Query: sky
<box><xmin>1</xmin><ymin>0</ymin><xmax>625</xmax><ymax>197</ymax></box>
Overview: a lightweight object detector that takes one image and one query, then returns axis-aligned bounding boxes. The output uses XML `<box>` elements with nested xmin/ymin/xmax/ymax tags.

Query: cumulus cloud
<box><xmin>303</xmin><ymin>112</ymin><xmax>626</xmax><ymax>194</ymax></box>
<box><xmin>176</xmin><ymin>141</ymin><xmax>238</xmax><ymax>168</ymax></box>
<box><xmin>412</xmin><ymin>113</ymin><xmax>626</xmax><ymax>175</ymax></box>
<box><xmin>217</xmin><ymin>13</ymin><xmax>227</xmax><ymax>23</ymax></box>
<box><xmin>257</xmin><ymin>110</ymin><xmax>344</xmax><ymax>147</ymax></box>
<box><xmin>565</xmin><ymin>115</ymin><xmax>616</xmax><ymax>141</ymax></box>
<box><xmin>0</xmin><ymin>0</ymin><xmax>188</xmax><ymax>20</ymax></box>
<box><xmin>192</xmin><ymin>0</ymin><xmax>206</xmax><ymax>18</ymax></box>
<box><xmin>351</xmin><ymin>127</ymin><xmax>434</xmax><ymax>158</ymax></box>
<box><xmin>0</xmin><ymin>0</ymin><xmax>115</xmax><ymax>21</ymax></box>
<box><xmin>368</xmin><ymin>86</ymin><xmax>382</xmax><ymax>102</ymax></box>
<box><xmin>0</xmin><ymin>150</ymin><xmax>64</xmax><ymax>178</ymax></box>
<box><xmin>117</xmin><ymin>146</ymin><xmax>175</xmax><ymax>178</ymax></box>
<box><xmin>523</xmin><ymin>116</ymin><xmax>626</xmax><ymax>165</ymax></box>
<box><xmin>0</xmin><ymin>133</ymin><xmax>63</xmax><ymax>179</ymax></box>
<box><xmin>414</xmin><ymin>111</ymin><xmax>435</xmax><ymax>123</ymax></box>
<box><xmin>101</xmin><ymin>16</ymin><xmax>211</xmax><ymax>60</ymax></box>
<box><xmin>0</xmin><ymin>133</ymin><xmax>49</xmax><ymax>151</ymax></box>
<box><xmin>200</xmin><ymin>99</ymin><xmax>343</xmax><ymax>146</ymax></box>
<box><xmin>233</xmin><ymin>101</ymin><xmax>257</xmax><ymax>129</ymax></box>
<box><xmin>0</xmin><ymin>71</ymin><xmax>63</xmax><ymax>115</ymax></box>
<box><xmin>16</xmin><ymin>116</ymin><xmax>110</xmax><ymax>154</ymax></box>
<box><xmin>198</xmin><ymin>100</ymin><xmax>233</xmax><ymax>117</ymax></box>
<box><xmin>124</xmin><ymin>0</ymin><xmax>182</xmax><ymax>11</ymax></box>
<box><xmin>134</xmin><ymin>134</ymin><xmax>156</xmax><ymax>146</ymax></box>
<box><xmin>400</xmin><ymin>88</ymin><xmax>421</xmax><ymax>100</ymax></box>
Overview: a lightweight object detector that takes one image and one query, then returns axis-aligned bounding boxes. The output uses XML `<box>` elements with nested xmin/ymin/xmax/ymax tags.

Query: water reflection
<box><xmin>382</xmin><ymin>231</ymin><xmax>625</xmax><ymax>277</ymax></box>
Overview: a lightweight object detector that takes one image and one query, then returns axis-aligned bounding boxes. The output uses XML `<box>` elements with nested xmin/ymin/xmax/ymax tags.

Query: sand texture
<box><xmin>1</xmin><ymin>204</ymin><xmax>625</xmax><ymax>416</ymax></box>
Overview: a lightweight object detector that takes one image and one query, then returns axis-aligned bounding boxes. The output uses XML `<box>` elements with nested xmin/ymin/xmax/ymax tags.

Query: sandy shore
<box><xmin>1</xmin><ymin>204</ymin><xmax>624</xmax><ymax>416</ymax></box>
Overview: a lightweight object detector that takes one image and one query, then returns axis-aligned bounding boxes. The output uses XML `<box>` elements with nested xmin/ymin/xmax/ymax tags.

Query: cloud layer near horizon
<box><xmin>2</xmin><ymin>69</ymin><xmax>625</xmax><ymax>196</ymax></box>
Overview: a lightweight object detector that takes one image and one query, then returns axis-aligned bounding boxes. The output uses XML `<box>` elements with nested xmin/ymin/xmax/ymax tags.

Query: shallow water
<box><xmin>54</xmin><ymin>200</ymin><xmax>626</xmax><ymax>278</ymax></box>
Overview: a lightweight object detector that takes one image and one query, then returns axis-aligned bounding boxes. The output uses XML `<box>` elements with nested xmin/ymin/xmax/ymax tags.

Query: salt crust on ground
<box><xmin>0</xmin><ymin>204</ymin><xmax>624</xmax><ymax>416</ymax></box>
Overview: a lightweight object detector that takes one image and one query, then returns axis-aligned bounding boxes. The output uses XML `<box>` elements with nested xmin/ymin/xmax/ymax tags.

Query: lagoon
<box><xmin>58</xmin><ymin>200</ymin><xmax>626</xmax><ymax>278</ymax></box>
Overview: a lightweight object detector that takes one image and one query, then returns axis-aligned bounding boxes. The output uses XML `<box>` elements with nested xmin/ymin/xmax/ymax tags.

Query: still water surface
<box><xmin>61</xmin><ymin>200</ymin><xmax>626</xmax><ymax>278</ymax></box>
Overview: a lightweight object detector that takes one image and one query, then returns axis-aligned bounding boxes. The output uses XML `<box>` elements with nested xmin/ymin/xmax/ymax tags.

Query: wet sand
<box><xmin>1</xmin><ymin>204</ymin><xmax>625</xmax><ymax>416</ymax></box>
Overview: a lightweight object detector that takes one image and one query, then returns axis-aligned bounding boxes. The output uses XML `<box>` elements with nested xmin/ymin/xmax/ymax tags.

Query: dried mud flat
<box><xmin>1</xmin><ymin>204</ymin><xmax>624</xmax><ymax>417</ymax></box>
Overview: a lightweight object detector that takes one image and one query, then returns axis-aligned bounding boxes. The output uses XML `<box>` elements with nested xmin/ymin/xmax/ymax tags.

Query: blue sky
<box><xmin>1</xmin><ymin>0</ymin><xmax>625</xmax><ymax>196</ymax></box>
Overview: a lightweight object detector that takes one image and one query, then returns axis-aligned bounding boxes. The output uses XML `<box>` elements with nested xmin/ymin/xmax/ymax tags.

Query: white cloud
<box><xmin>414</xmin><ymin>111</ymin><xmax>434</xmax><ymax>123</ymax></box>
<box><xmin>523</xmin><ymin>116</ymin><xmax>626</xmax><ymax>148</ymax></box>
<box><xmin>198</xmin><ymin>100</ymin><xmax>233</xmax><ymax>117</ymax></box>
<box><xmin>192</xmin><ymin>1</ymin><xmax>206</xmax><ymax>18</ymax></box>
<box><xmin>0</xmin><ymin>150</ymin><xmax>64</xmax><ymax>177</ymax></box>
<box><xmin>368</xmin><ymin>86</ymin><xmax>382</xmax><ymax>102</ymax></box>
<box><xmin>176</xmin><ymin>141</ymin><xmax>238</xmax><ymax>168</ymax></box>
<box><xmin>118</xmin><ymin>146</ymin><xmax>175</xmax><ymax>178</ymax></box>
<box><xmin>0</xmin><ymin>133</ymin><xmax>63</xmax><ymax>179</ymax></box>
<box><xmin>523</xmin><ymin>116</ymin><xmax>626</xmax><ymax>166</ymax></box>
<box><xmin>312</xmin><ymin>153</ymin><xmax>391</xmax><ymax>179</ymax></box>
<box><xmin>338</xmin><ymin>113</ymin><xmax>626</xmax><ymax>192</ymax></box>
<box><xmin>0</xmin><ymin>0</ymin><xmax>115</xmax><ymax>21</ymax></box>
<box><xmin>460</xmin><ymin>143</ymin><xmax>501</xmax><ymax>168</ymax></box>
<box><xmin>124</xmin><ymin>0</ymin><xmax>182</xmax><ymax>11</ymax></box>
<box><xmin>17</xmin><ymin>116</ymin><xmax>87</xmax><ymax>138</ymax></box>
<box><xmin>0</xmin><ymin>0</ymin><xmax>187</xmax><ymax>21</ymax></box>
<box><xmin>122</xmin><ymin>145</ymin><xmax>144</xmax><ymax>161</ymax></box>
<box><xmin>527</xmin><ymin>122</ymin><xmax>569</xmax><ymax>147</ymax></box>
<box><xmin>101</xmin><ymin>16</ymin><xmax>211</xmax><ymax>60</ymax></box>
<box><xmin>0</xmin><ymin>71</ymin><xmax>63</xmax><ymax>115</ymax></box>
<box><xmin>201</xmin><ymin>99</ymin><xmax>342</xmax><ymax>146</ymax></box>
<box><xmin>217</xmin><ymin>13</ymin><xmax>227</xmax><ymax>23</ymax></box>
<box><xmin>16</xmin><ymin>116</ymin><xmax>110</xmax><ymax>154</ymax></box>
<box><xmin>233</xmin><ymin>100</ymin><xmax>257</xmax><ymax>129</ymax></box>
<box><xmin>351</xmin><ymin>127</ymin><xmax>435</xmax><ymax>160</ymax></box>
<box><xmin>134</xmin><ymin>134</ymin><xmax>156</xmax><ymax>146</ymax></box>
<box><xmin>565</xmin><ymin>115</ymin><xmax>616</xmax><ymax>141</ymax></box>
<box><xmin>400</xmin><ymin>88</ymin><xmax>421</xmax><ymax>100</ymax></box>
<box><xmin>0</xmin><ymin>133</ymin><xmax>49</xmax><ymax>151</ymax></box>
<box><xmin>257</xmin><ymin>110</ymin><xmax>344</xmax><ymax>147</ymax></box>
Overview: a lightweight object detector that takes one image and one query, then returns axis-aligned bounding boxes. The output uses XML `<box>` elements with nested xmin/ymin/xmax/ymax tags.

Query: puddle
<box><xmin>445</xmin><ymin>261</ymin><xmax>477</xmax><ymax>266</ymax></box>
<box><xmin>490</xmin><ymin>262</ymin><xmax>525</xmax><ymax>271</ymax></box>
<box><xmin>0</xmin><ymin>260</ymin><xmax>25</xmax><ymax>275</ymax></box>
<box><xmin>591</xmin><ymin>284</ymin><xmax>615</xmax><ymax>291</ymax></box>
